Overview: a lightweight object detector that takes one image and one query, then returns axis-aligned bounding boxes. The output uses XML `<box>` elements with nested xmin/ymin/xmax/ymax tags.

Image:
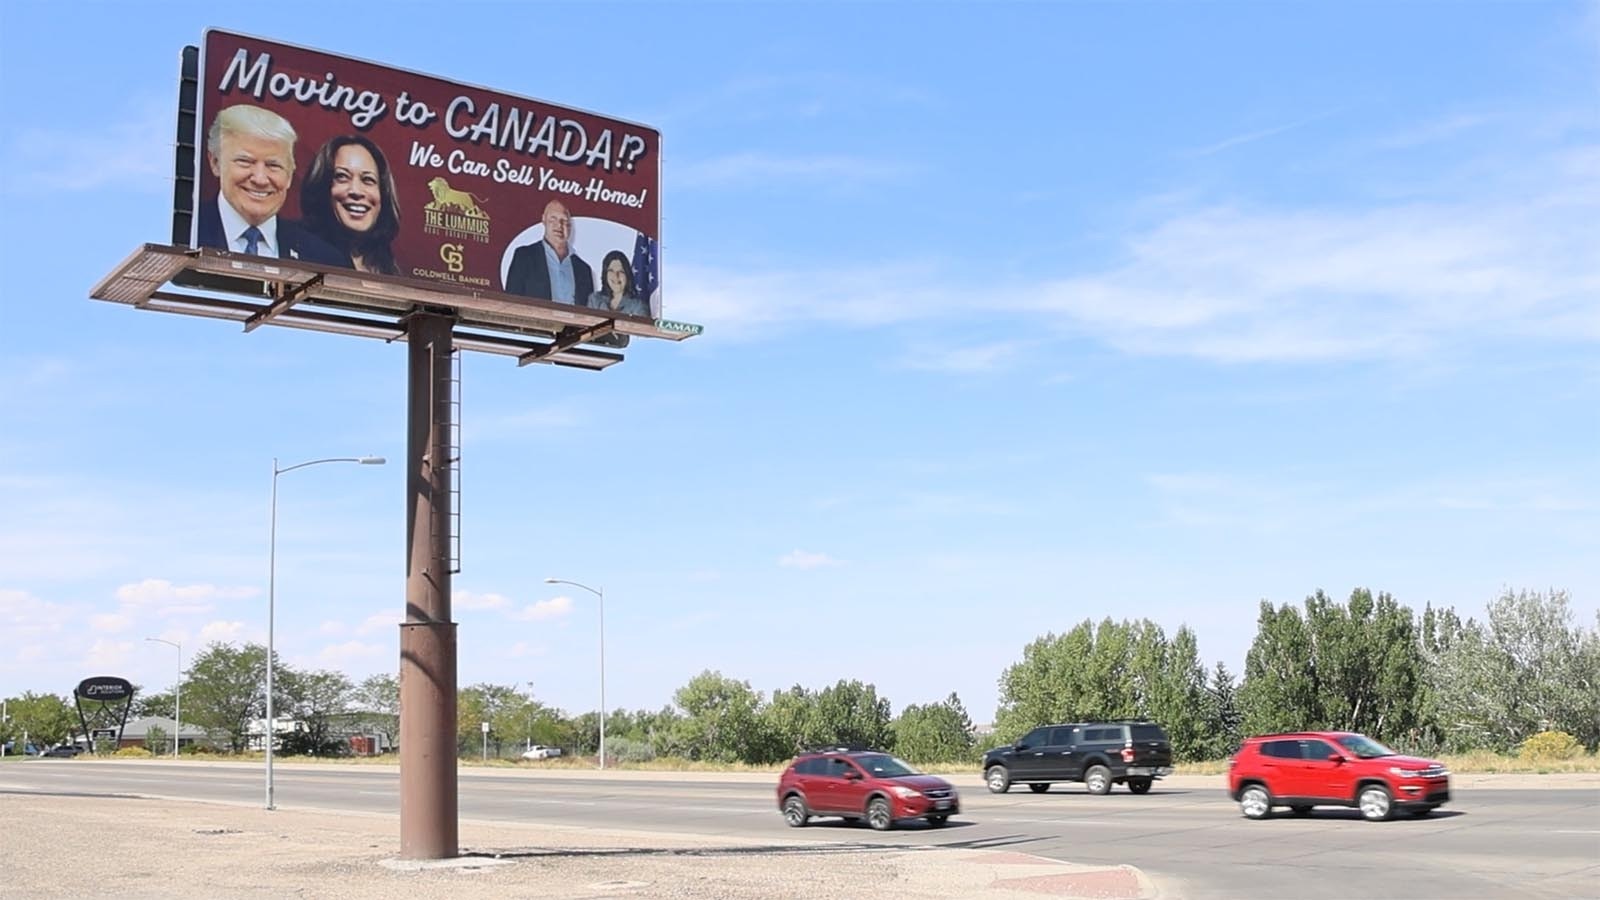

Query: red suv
<box><xmin>1228</xmin><ymin>731</ymin><xmax>1450</xmax><ymax>821</ymax></box>
<box><xmin>777</xmin><ymin>748</ymin><xmax>960</xmax><ymax>831</ymax></box>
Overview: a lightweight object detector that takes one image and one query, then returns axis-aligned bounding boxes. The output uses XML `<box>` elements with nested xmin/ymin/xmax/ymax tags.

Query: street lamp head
<box><xmin>358</xmin><ymin>456</ymin><xmax>386</xmax><ymax>465</ymax></box>
<box><xmin>543</xmin><ymin>577</ymin><xmax>559</xmax><ymax>584</ymax></box>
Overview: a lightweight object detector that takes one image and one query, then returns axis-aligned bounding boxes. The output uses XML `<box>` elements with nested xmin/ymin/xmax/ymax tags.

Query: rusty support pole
<box><xmin>399</xmin><ymin>311</ymin><xmax>458</xmax><ymax>859</ymax></box>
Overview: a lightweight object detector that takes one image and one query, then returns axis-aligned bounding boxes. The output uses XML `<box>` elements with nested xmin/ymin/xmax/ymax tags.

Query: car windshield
<box><xmin>1335</xmin><ymin>734</ymin><xmax>1397</xmax><ymax>759</ymax></box>
<box><xmin>854</xmin><ymin>753</ymin><xmax>920</xmax><ymax>777</ymax></box>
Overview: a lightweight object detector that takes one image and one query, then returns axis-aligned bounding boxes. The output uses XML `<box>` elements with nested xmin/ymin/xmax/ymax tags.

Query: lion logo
<box><xmin>425</xmin><ymin>177</ymin><xmax>489</xmax><ymax>220</ymax></box>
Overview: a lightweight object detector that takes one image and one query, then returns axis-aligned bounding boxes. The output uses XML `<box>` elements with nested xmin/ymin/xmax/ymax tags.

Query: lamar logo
<box><xmin>440</xmin><ymin>243</ymin><xmax>465</xmax><ymax>273</ymax></box>
<box><xmin>423</xmin><ymin>177</ymin><xmax>491</xmax><ymax>244</ymax></box>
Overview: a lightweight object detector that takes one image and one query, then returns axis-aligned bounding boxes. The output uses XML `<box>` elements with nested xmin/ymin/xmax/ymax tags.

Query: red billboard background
<box><xmin>191</xmin><ymin>29</ymin><xmax>662</xmax><ymax>316</ymax></box>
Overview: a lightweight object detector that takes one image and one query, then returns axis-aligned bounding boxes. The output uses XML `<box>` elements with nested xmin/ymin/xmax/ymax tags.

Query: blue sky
<box><xmin>2</xmin><ymin>1</ymin><xmax>1596</xmax><ymax>725</ymax></box>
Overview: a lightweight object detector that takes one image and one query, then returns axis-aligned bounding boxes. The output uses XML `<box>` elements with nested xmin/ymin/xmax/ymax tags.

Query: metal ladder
<box><xmin>446</xmin><ymin>348</ymin><xmax>462</xmax><ymax>574</ymax></box>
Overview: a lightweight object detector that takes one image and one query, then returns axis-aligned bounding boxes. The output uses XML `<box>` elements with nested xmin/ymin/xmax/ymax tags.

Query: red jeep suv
<box><xmin>777</xmin><ymin>748</ymin><xmax>960</xmax><ymax>831</ymax></box>
<box><xmin>1228</xmin><ymin>731</ymin><xmax>1450</xmax><ymax>821</ymax></box>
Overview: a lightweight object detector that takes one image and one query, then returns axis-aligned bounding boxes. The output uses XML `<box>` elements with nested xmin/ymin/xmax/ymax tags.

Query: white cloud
<box><xmin>669</xmin><ymin>258</ymin><xmax>955</xmax><ymax>338</ymax></box>
<box><xmin>1182</xmin><ymin>109</ymin><xmax>1342</xmax><ymax>157</ymax></box>
<box><xmin>674</xmin><ymin>152</ymin><xmax>919</xmax><ymax>189</ymax></box>
<box><xmin>318</xmin><ymin>620</ymin><xmax>347</xmax><ymax>636</ymax></box>
<box><xmin>454</xmin><ymin>590</ymin><xmax>512</xmax><ymax>611</ymax></box>
<box><xmin>3</xmin><ymin>97</ymin><xmax>171</xmax><ymax>193</ymax></box>
<box><xmin>464</xmin><ymin>407</ymin><xmax>583</xmax><ymax>443</ymax></box>
<box><xmin>1025</xmin><ymin>191</ymin><xmax>1600</xmax><ymax>362</ymax></box>
<box><xmin>779</xmin><ymin>550</ymin><xmax>841</xmax><ymax>570</ymax></box>
<box><xmin>357</xmin><ymin>612</ymin><xmax>399</xmax><ymax>636</ymax></box>
<box><xmin>515</xmin><ymin>596</ymin><xmax>573</xmax><ymax>621</ymax></box>
<box><xmin>81</xmin><ymin>639</ymin><xmax>134</xmax><ymax>672</ymax></box>
<box><xmin>508</xmin><ymin>641</ymin><xmax>547</xmax><ymax>658</ymax></box>
<box><xmin>114</xmin><ymin>579</ymin><xmax>257</xmax><ymax>616</ymax></box>
<box><xmin>197</xmin><ymin>621</ymin><xmax>247</xmax><ymax>644</ymax></box>
<box><xmin>1371</xmin><ymin>112</ymin><xmax>1495</xmax><ymax>150</ymax></box>
<box><xmin>90</xmin><ymin>612</ymin><xmax>131</xmax><ymax>634</ymax></box>
<box><xmin>318</xmin><ymin>641</ymin><xmax>384</xmax><ymax>667</ymax></box>
<box><xmin>896</xmin><ymin>340</ymin><xmax>1034</xmax><ymax>374</ymax></box>
<box><xmin>0</xmin><ymin>588</ymin><xmax>72</xmax><ymax>642</ymax></box>
<box><xmin>670</xmin><ymin>140</ymin><xmax>1599</xmax><ymax>366</ymax></box>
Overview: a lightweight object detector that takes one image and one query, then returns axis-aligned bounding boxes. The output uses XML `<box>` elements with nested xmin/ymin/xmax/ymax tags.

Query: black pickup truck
<box><xmin>983</xmin><ymin>721</ymin><xmax>1174</xmax><ymax>794</ymax></box>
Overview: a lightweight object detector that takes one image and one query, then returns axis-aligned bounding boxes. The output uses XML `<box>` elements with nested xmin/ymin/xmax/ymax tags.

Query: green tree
<box><xmin>1424</xmin><ymin>590</ymin><xmax>1599</xmax><ymax>751</ymax></box>
<box><xmin>6</xmin><ymin>692</ymin><xmax>76</xmax><ymax>750</ymax></box>
<box><xmin>145</xmin><ymin>724</ymin><xmax>171</xmax><ymax>754</ymax></box>
<box><xmin>1084</xmin><ymin>618</ymin><xmax>1136</xmax><ymax>718</ymax></box>
<box><xmin>457</xmin><ymin>683</ymin><xmax>526</xmax><ymax>756</ymax></box>
<box><xmin>671</xmin><ymin>670</ymin><xmax>766</xmax><ymax>763</ymax></box>
<box><xmin>994</xmin><ymin>620</ymin><xmax>1095</xmax><ymax>739</ymax></box>
<box><xmin>508</xmin><ymin>688</ymin><xmax>566</xmax><ymax>753</ymax></box>
<box><xmin>278</xmin><ymin>668</ymin><xmax>354</xmax><ymax>756</ymax></box>
<box><xmin>1240</xmin><ymin>589</ymin><xmax>1425</xmax><ymax>745</ymax></box>
<box><xmin>1304</xmin><ymin>589</ymin><xmax>1423</xmax><ymax>740</ymax></box>
<box><xmin>761</xmin><ymin>685</ymin><xmax>820</xmax><ymax>759</ymax></box>
<box><xmin>811</xmin><ymin>679</ymin><xmax>892</xmax><ymax>753</ymax></box>
<box><xmin>1138</xmin><ymin>625</ymin><xmax>1210</xmax><ymax>762</ymax></box>
<box><xmin>1239</xmin><ymin>601</ymin><xmax>1319</xmax><ymax>735</ymax></box>
<box><xmin>996</xmin><ymin>617</ymin><xmax>1200</xmax><ymax>743</ymax></box>
<box><xmin>132</xmin><ymin>690</ymin><xmax>176</xmax><ymax>720</ymax></box>
<box><xmin>891</xmin><ymin>693</ymin><xmax>974</xmax><ymax>763</ymax></box>
<box><xmin>184</xmin><ymin>642</ymin><xmax>268</xmax><ymax>752</ymax></box>
<box><xmin>622</xmin><ymin>705</ymin><xmax>687</xmax><ymax>758</ymax></box>
<box><xmin>351</xmin><ymin>673</ymin><xmax>399</xmax><ymax>749</ymax></box>
<box><xmin>1199</xmin><ymin>662</ymin><xmax>1242</xmax><ymax>759</ymax></box>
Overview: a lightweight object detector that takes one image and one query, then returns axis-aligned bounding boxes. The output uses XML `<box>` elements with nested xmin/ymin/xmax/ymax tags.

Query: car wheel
<box><xmin>1028</xmin><ymin>783</ymin><xmax>1050</xmax><ymax>794</ymax></box>
<box><xmin>867</xmin><ymin>797</ymin><xmax>894</xmax><ymax>831</ymax></box>
<box><xmin>1085</xmin><ymin>765</ymin><xmax>1112</xmax><ymax>795</ymax></box>
<box><xmin>1127</xmin><ymin>777</ymin><xmax>1153</xmax><ymax>794</ymax></box>
<box><xmin>985</xmin><ymin>765</ymin><xmax>1012</xmax><ymax>794</ymax></box>
<box><xmin>1359</xmin><ymin>785</ymin><xmax>1393</xmax><ymax>822</ymax></box>
<box><xmin>1290</xmin><ymin>805</ymin><xmax>1312</xmax><ymax>816</ymax></box>
<box><xmin>1239</xmin><ymin>784</ymin><xmax>1272</xmax><ymax>820</ymax></box>
<box><xmin>782</xmin><ymin>795</ymin><xmax>809</xmax><ymax>828</ymax></box>
<box><xmin>926</xmin><ymin>814</ymin><xmax>949</xmax><ymax>827</ymax></box>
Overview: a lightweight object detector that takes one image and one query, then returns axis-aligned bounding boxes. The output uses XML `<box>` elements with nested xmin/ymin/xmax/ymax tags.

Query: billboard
<box><xmin>186</xmin><ymin>29</ymin><xmax>662</xmax><ymax>319</ymax></box>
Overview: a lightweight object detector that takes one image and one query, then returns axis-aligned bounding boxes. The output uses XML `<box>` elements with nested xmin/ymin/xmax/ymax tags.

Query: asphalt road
<box><xmin>5</xmin><ymin>761</ymin><xmax>1598</xmax><ymax>899</ymax></box>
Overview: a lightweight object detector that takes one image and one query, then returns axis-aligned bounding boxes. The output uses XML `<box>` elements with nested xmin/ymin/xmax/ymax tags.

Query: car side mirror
<box><xmin>844</xmin><ymin>770</ymin><xmax>863</xmax><ymax>781</ymax></box>
<box><xmin>1328</xmin><ymin>753</ymin><xmax>1344</xmax><ymax>763</ymax></box>
<box><xmin>1014</xmin><ymin>742</ymin><xmax>1030</xmax><ymax>752</ymax></box>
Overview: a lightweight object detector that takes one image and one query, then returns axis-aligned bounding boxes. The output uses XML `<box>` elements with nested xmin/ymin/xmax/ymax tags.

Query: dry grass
<box><xmin>1435</xmin><ymin>749</ymin><xmax>1600</xmax><ymax>774</ymax></box>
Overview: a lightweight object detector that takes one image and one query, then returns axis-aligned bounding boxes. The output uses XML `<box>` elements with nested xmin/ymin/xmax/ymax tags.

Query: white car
<box><xmin>521</xmin><ymin>745</ymin><xmax>562</xmax><ymax>760</ymax></box>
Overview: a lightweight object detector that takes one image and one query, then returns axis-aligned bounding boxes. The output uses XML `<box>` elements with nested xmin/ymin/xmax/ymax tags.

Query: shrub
<box><xmin>114</xmin><ymin>746</ymin><xmax>154</xmax><ymax>758</ymax></box>
<box><xmin>1517</xmin><ymin>730</ymin><xmax>1583</xmax><ymax>762</ymax></box>
<box><xmin>604</xmin><ymin>736</ymin><xmax>656</xmax><ymax>764</ymax></box>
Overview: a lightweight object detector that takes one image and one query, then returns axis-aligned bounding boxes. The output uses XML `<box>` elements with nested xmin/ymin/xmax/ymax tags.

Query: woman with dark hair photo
<box><xmin>299</xmin><ymin>135</ymin><xmax>402</xmax><ymax>275</ymax></box>
<box><xmin>585</xmin><ymin>249</ymin><xmax>650</xmax><ymax>317</ymax></box>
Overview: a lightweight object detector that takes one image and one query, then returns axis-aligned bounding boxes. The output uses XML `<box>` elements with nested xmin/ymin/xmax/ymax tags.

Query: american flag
<box><xmin>631</xmin><ymin>231</ymin><xmax>660</xmax><ymax>318</ymax></box>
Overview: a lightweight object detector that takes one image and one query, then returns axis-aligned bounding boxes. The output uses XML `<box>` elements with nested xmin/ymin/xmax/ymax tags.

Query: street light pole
<box><xmin>144</xmin><ymin>637</ymin><xmax>182</xmax><ymax>759</ymax></box>
<box><xmin>543</xmin><ymin>577</ymin><xmax>605</xmax><ymax>770</ymax></box>
<box><xmin>267</xmin><ymin>455</ymin><xmax>385</xmax><ymax>810</ymax></box>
